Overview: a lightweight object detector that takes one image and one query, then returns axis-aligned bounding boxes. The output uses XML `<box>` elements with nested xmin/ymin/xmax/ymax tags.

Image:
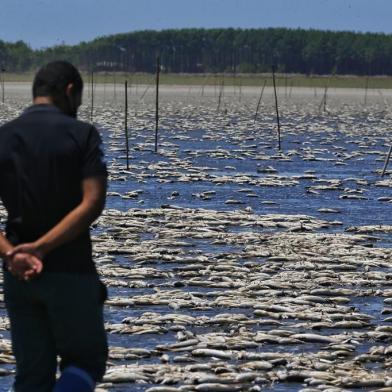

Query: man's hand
<box><xmin>7</xmin><ymin>242</ymin><xmax>44</xmax><ymax>260</ymax></box>
<box><xmin>6</xmin><ymin>252</ymin><xmax>43</xmax><ymax>281</ymax></box>
<box><xmin>6</xmin><ymin>243</ymin><xmax>44</xmax><ymax>280</ymax></box>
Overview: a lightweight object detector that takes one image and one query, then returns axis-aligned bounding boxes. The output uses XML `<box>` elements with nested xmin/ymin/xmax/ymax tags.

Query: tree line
<box><xmin>1</xmin><ymin>27</ymin><xmax>392</xmax><ymax>75</ymax></box>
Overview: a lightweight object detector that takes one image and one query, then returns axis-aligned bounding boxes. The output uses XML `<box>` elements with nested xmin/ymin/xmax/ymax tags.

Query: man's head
<box><xmin>32</xmin><ymin>61</ymin><xmax>83</xmax><ymax>117</ymax></box>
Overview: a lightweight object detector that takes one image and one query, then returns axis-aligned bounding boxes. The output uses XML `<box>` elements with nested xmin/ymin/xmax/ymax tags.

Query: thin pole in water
<box><xmin>381</xmin><ymin>145</ymin><xmax>392</xmax><ymax>177</ymax></box>
<box><xmin>364</xmin><ymin>76</ymin><xmax>369</xmax><ymax>106</ymax></box>
<box><xmin>1</xmin><ymin>68</ymin><xmax>4</xmax><ymax>104</ymax></box>
<box><xmin>86</xmin><ymin>72</ymin><xmax>90</xmax><ymax>99</ymax></box>
<box><xmin>90</xmin><ymin>71</ymin><xmax>94</xmax><ymax>123</ymax></box>
<box><xmin>125</xmin><ymin>80</ymin><xmax>129</xmax><ymax>170</ymax></box>
<box><xmin>272</xmin><ymin>66</ymin><xmax>281</xmax><ymax>151</ymax></box>
<box><xmin>200</xmin><ymin>75</ymin><xmax>207</xmax><ymax>97</ymax></box>
<box><xmin>154</xmin><ymin>56</ymin><xmax>160</xmax><ymax>154</ymax></box>
<box><xmin>139</xmin><ymin>85</ymin><xmax>150</xmax><ymax>101</ymax></box>
<box><xmin>318</xmin><ymin>85</ymin><xmax>328</xmax><ymax>113</ymax></box>
<box><xmin>103</xmin><ymin>72</ymin><xmax>107</xmax><ymax>102</ymax></box>
<box><xmin>217</xmin><ymin>79</ymin><xmax>224</xmax><ymax>112</ymax></box>
<box><xmin>113</xmin><ymin>73</ymin><xmax>117</xmax><ymax>103</ymax></box>
<box><xmin>320</xmin><ymin>75</ymin><xmax>332</xmax><ymax>113</ymax></box>
<box><xmin>254</xmin><ymin>79</ymin><xmax>267</xmax><ymax>123</ymax></box>
<box><xmin>284</xmin><ymin>74</ymin><xmax>288</xmax><ymax>98</ymax></box>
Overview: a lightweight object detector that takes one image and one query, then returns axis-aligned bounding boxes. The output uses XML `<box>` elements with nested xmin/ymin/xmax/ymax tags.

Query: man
<box><xmin>0</xmin><ymin>61</ymin><xmax>108</xmax><ymax>392</ymax></box>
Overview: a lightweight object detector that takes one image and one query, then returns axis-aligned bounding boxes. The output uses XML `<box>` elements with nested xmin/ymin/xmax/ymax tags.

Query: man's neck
<box><xmin>33</xmin><ymin>96</ymin><xmax>53</xmax><ymax>105</ymax></box>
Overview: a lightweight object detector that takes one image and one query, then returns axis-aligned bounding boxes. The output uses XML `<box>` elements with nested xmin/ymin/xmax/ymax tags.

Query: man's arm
<box><xmin>8</xmin><ymin>176</ymin><xmax>107</xmax><ymax>259</ymax></box>
<box><xmin>0</xmin><ymin>233</ymin><xmax>43</xmax><ymax>279</ymax></box>
<box><xmin>0</xmin><ymin>233</ymin><xmax>13</xmax><ymax>259</ymax></box>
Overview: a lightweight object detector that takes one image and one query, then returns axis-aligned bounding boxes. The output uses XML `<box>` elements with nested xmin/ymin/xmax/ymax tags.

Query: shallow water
<box><xmin>1</xmin><ymin>85</ymin><xmax>392</xmax><ymax>391</ymax></box>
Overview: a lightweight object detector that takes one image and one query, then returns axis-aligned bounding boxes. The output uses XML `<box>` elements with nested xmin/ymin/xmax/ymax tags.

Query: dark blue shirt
<box><xmin>0</xmin><ymin>104</ymin><xmax>107</xmax><ymax>273</ymax></box>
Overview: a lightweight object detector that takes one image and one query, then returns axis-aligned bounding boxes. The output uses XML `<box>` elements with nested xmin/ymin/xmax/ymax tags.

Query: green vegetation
<box><xmin>0</xmin><ymin>40</ymin><xmax>33</xmax><ymax>72</ymax></box>
<box><xmin>2</xmin><ymin>27</ymin><xmax>392</xmax><ymax>76</ymax></box>
<box><xmin>4</xmin><ymin>72</ymin><xmax>392</xmax><ymax>89</ymax></box>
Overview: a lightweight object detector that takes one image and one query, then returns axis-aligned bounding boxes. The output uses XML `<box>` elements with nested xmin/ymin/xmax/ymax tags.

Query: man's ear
<box><xmin>65</xmin><ymin>83</ymin><xmax>82</xmax><ymax>108</ymax></box>
<box><xmin>65</xmin><ymin>83</ymin><xmax>74</xmax><ymax>97</ymax></box>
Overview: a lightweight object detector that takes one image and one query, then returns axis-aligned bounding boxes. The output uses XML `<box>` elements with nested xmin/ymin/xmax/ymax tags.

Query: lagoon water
<box><xmin>0</xmin><ymin>84</ymin><xmax>392</xmax><ymax>391</ymax></box>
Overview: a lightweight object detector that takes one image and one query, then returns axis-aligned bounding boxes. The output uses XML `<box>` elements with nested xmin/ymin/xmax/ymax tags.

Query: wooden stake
<box><xmin>320</xmin><ymin>75</ymin><xmax>332</xmax><ymax>113</ymax></box>
<box><xmin>139</xmin><ymin>85</ymin><xmax>151</xmax><ymax>101</ymax></box>
<box><xmin>319</xmin><ymin>85</ymin><xmax>328</xmax><ymax>113</ymax></box>
<box><xmin>154</xmin><ymin>56</ymin><xmax>160</xmax><ymax>154</ymax></box>
<box><xmin>272</xmin><ymin>66</ymin><xmax>281</xmax><ymax>151</ymax></box>
<box><xmin>129</xmin><ymin>74</ymin><xmax>132</xmax><ymax>97</ymax></box>
<box><xmin>217</xmin><ymin>80</ymin><xmax>224</xmax><ymax>112</ymax></box>
<box><xmin>86</xmin><ymin>71</ymin><xmax>90</xmax><ymax>98</ymax></box>
<box><xmin>364</xmin><ymin>76</ymin><xmax>369</xmax><ymax>106</ymax></box>
<box><xmin>381</xmin><ymin>145</ymin><xmax>392</xmax><ymax>177</ymax></box>
<box><xmin>125</xmin><ymin>80</ymin><xmax>129</xmax><ymax>170</ymax></box>
<box><xmin>113</xmin><ymin>73</ymin><xmax>117</xmax><ymax>103</ymax></box>
<box><xmin>285</xmin><ymin>74</ymin><xmax>288</xmax><ymax>98</ymax></box>
<box><xmin>254</xmin><ymin>79</ymin><xmax>267</xmax><ymax>123</ymax></box>
<box><xmin>103</xmin><ymin>72</ymin><xmax>107</xmax><ymax>102</ymax></box>
<box><xmin>90</xmin><ymin>71</ymin><xmax>94</xmax><ymax>122</ymax></box>
<box><xmin>200</xmin><ymin>75</ymin><xmax>207</xmax><ymax>97</ymax></box>
<box><xmin>1</xmin><ymin>68</ymin><xmax>4</xmax><ymax>104</ymax></box>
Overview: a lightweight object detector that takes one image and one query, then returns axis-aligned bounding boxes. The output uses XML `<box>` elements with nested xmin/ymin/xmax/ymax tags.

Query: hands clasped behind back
<box><xmin>6</xmin><ymin>245</ymin><xmax>43</xmax><ymax>281</ymax></box>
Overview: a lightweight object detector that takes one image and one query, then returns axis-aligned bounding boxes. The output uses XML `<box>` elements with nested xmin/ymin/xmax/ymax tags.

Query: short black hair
<box><xmin>32</xmin><ymin>61</ymin><xmax>83</xmax><ymax>98</ymax></box>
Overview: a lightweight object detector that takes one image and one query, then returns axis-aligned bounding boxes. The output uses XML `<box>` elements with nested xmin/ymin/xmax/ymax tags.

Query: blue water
<box><xmin>1</xmin><ymin>97</ymin><xmax>392</xmax><ymax>391</ymax></box>
<box><xmin>87</xmin><ymin>110</ymin><xmax>392</xmax><ymax>390</ymax></box>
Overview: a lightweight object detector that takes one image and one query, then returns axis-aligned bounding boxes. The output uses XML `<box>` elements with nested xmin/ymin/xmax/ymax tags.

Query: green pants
<box><xmin>4</xmin><ymin>270</ymin><xmax>108</xmax><ymax>392</ymax></box>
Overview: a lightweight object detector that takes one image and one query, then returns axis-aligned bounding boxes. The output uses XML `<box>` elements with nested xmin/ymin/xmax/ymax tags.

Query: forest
<box><xmin>1</xmin><ymin>27</ymin><xmax>392</xmax><ymax>75</ymax></box>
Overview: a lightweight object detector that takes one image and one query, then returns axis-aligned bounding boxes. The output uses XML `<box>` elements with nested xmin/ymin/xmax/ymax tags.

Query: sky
<box><xmin>0</xmin><ymin>0</ymin><xmax>391</xmax><ymax>49</ymax></box>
